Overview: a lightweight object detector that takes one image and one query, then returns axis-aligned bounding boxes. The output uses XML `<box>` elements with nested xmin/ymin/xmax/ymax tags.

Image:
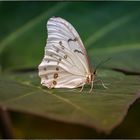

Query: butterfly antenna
<box><xmin>94</xmin><ymin>57</ymin><xmax>111</xmax><ymax>72</ymax></box>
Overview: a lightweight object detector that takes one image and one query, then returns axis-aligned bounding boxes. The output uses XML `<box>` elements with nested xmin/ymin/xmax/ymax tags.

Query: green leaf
<box><xmin>0</xmin><ymin>70</ymin><xmax>140</xmax><ymax>133</ymax></box>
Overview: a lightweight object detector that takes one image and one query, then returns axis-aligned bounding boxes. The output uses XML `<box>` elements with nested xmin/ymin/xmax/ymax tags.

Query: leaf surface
<box><xmin>0</xmin><ymin>70</ymin><xmax>140</xmax><ymax>133</ymax></box>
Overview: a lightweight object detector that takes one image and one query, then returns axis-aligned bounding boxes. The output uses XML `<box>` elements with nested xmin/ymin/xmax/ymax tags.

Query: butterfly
<box><xmin>38</xmin><ymin>17</ymin><xmax>96</xmax><ymax>93</ymax></box>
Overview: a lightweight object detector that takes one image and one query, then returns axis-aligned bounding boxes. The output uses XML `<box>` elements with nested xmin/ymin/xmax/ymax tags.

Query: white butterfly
<box><xmin>38</xmin><ymin>17</ymin><xmax>96</xmax><ymax>93</ymax></box>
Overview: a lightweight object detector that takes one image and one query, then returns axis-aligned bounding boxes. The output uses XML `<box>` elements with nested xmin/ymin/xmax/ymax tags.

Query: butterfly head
<box><xmin>86</xmin><ymin>71</ymin><xmax>96</xmax><ymax>84</ymax></box>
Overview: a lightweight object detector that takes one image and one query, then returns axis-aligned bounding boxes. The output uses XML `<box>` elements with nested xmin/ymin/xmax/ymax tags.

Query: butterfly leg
<box><xmin>94</xmin><ymin>79</ymin><xmax>108</xmax><ymax>89</ymax></box>
<box><xmin>89</xmin><ymin>81</ymin><xmax>94</xmax><ymax>93</ymax></box>
<box><xmin>79</xmin><ymin>85</ymin><xmax>84</xmax><ymax>92</ymax></box>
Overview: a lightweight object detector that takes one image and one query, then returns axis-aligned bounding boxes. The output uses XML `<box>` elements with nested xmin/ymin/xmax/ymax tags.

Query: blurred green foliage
<box><xmin>0</xmin><ymin>1</ymin><xmax>140</xmax><ymax>71</ymax></box>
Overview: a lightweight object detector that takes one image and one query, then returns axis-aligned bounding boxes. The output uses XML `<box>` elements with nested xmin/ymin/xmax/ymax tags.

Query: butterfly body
<box><xmin>38</xmin><ymin>17</ymin><xmax>95</xmax><ymax>92</ymax></box>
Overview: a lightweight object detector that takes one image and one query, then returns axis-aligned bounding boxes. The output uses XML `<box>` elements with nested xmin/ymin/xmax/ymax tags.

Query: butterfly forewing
<box><xmin>38</xmin><ymin>17</ymin><xmax>91</xmax><ymax>89</ymax></box>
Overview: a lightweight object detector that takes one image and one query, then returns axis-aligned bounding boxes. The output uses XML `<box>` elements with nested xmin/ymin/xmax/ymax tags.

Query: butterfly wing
<box><xmin>38</xmin><ymin>17</ymin><xmax>91</xmax><ymax>89</ymax></box>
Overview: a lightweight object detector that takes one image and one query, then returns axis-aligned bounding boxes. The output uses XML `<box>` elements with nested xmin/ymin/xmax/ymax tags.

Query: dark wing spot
<box><xmin>53</xmin><ymin>80</ymin><xmax>57</xmax><ymax>85</ymax></box>
<box><xmin>59</xmin><ymin>41</ymin><xmax>62</xmax><ymax>45</ymax></box>
<box><xmin>74</xmin><ymin>49</ymin><xmax>84</xmax><ymax>55</ymax></box>
<box><xmin>43</xmin><ymin>58</ymin><xmax>50</xmax><ymax>63</ymax></box>
<box><xmin>56</xmin><ymin>67</ymin><xmax>59</xmax><ymax>71</ymax></box>
<box><xmin>61</xmin><ymin>46</ymin><xmax>65</xmax><ymax>50</ymax></box>
<box><xmin>44</xmin><ymin>67</ymin><xmax>47</xmax><ymax>71</ymax></box>
<box><xmin>53</xmin><ymin>45</ymin><xmax>59</xmax><ymax>53</ymax></box>
<box><xmin>64</xmin><ymin>55</ymin><xmax>67</xmax><ymax>59</ymax></box>
<box><xmin>54</xmin><ymin>73</ymin><xmax>58</xmax><ymax>79</ymax></box>
<box><xmin>68</xmin><ymin>37</ymin><xmax>78</xmax><ymax>42</ymax></box>
<box><xmin>56</xmin><ymin>48</ymin><xmax>59</xmax><ymax>53</ymax></box>
<box><xmin>57</xmin><ymin>58</ymin><xmax>61</xmax><ymax>65</ymax></box>
<box><xmin>59</xmin><ymin>41</ymin><xmax>65</xmax><ymax>49</ymax></box>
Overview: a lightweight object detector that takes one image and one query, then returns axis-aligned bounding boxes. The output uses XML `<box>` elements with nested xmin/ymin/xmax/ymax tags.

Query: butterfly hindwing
<box><xmin>38</xmin><ymin>17</ymin><xmax>91</xmax><ymax>89</ymax></box>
